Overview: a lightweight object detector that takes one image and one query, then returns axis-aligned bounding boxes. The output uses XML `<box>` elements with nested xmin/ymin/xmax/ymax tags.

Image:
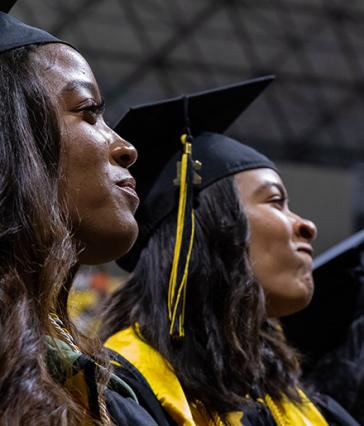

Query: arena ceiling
<box><xmin>12</xmin><ymin>0</ymin><xmax>364</xmax><ymax>168</ymax></box>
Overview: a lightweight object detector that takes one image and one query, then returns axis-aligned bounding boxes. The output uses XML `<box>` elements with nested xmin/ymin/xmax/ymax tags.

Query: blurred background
<box><xmin>11</xmin><ymin>0</ymin><xmax>364</xmax><ymax>326</ymax></box>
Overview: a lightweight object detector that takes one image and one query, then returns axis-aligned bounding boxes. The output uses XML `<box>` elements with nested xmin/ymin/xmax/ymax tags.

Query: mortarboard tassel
<box><xmin>168</xmin><ymin>129</ymin><xmax>201</xmax><ymax>339</ymax></box>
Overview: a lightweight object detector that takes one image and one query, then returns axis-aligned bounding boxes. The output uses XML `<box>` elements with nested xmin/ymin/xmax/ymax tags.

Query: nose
<box><xmin>293</xmin><ymin>215</ymin><xmax>317</xmax><ymax>243</ymax></box>
<box><xmin>110</xmin><ymin>134</ymin><xmax>138</xmax><ymax>169</ymax></box>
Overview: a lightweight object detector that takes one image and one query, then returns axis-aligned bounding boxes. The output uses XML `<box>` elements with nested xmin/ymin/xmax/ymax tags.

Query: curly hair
<box><xmin>102</xmin><ymin>175</ymin><xmax>301</xmax><ymax>421</ymax></box>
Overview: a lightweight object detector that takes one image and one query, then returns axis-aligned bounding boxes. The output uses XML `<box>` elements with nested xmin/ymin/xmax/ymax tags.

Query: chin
<box><xmin>266</xmin><ymin>278</ymin><xmax>314</xmax><ymax>318</ymax></box>
<box><xmin>274</xmin><ymin>297</ymin><xmax>311</xmax><ymax>318</ymax></box>
<box><xmin>77</xmin><ymin>221</ymin><xmax>139</xmax><ymax>265</ymax></box>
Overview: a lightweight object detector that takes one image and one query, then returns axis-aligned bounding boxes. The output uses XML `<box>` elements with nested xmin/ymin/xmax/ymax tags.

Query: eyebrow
<box><xmin>60</xmin><ymin>80</ymin><xmax>98</xmax><ymax>97</ymax></box>
<box><xmin>253</xmin><ymin>181</ymin><xmax>287</xmax><ymax>198</ymax></box>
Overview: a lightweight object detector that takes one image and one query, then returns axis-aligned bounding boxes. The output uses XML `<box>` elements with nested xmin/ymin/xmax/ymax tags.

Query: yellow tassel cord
<box><xmin>168</xmin><ymin>133</ymin><xmax>196</xmax><ymax>338</ymax></box>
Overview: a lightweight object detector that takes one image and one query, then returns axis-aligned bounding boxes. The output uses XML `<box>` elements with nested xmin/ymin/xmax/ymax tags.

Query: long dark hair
<box><xmin>0</xmin><ymin>45</ymin><xmax>106</xmax><ymax>424</ymax></box>
<box><xmin>102</xmin><ymin>176</ymin><xmax>301</xmax><ymax>419</ymax></box>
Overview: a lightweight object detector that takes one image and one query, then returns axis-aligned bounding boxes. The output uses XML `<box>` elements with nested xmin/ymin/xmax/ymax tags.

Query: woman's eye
<box><xmin>80</xmin><ymin>99</ymin><xmax>105</xmax><ymax>124</ymax></box>
<box><xmin>269</xmin><ymin>196</ymin><xmax>287</xmax><ymax>209</ymax></box>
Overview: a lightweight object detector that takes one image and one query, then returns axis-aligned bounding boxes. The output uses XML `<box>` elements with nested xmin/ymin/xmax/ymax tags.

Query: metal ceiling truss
<box><xmin>15</xmin><ymin>0</ymin><xmax>364</xmax><ymax>168</ymax></box>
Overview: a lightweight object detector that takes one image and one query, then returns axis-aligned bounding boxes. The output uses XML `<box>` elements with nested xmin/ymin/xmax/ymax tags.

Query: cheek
<box><xmin>247</xmin><ymin>210</ymin><xmax>293</xmax><ymax>286</ymax></box>
<box><xmin>60</xmin><ymin>129</ymin><xmax>110</xmax><ymax>214</ymax></box>
<box><xmin>249</xmin><ymin>204</ymin><xmax>294</xmax><ymax>246</ymax></box>
<box><xmin>248</xmin><ymin>211</ymin><xmax>289</xmax><ymax>258</ymax></box>
<box><xmin>65</xmin><ymin>128</ymin><xmax>108</xmax><ymax>174</ymax></box>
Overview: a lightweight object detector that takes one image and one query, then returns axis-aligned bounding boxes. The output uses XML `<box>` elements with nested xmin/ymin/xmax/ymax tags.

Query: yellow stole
<box><xmin>105</xmin><ymin>327</ymin><xmax>328</xmax><ymax>426</ymax></box>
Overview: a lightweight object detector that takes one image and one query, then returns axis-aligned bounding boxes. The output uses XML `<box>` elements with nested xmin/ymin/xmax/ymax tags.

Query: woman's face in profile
<box><xmin>33</xmin><ymin>44</ymin><xmax>139</xmax><ymax>265</ymax></box>
<box><xmin>235</xmin><ymin>168</ymin><xmax>317</xmax><ymax>317</ymax></box>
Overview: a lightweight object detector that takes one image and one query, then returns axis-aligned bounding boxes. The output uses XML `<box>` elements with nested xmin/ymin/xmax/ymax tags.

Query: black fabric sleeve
<box><xmin>239</xmin><ymin>402</ymin><xmax>277</xmax><ymax>426</ymax></box>
<box><xmin>108</xmin><ymin>350</ymin><xmax>177</xmax><ymax>426</ymax></box>
<box><xmin>106</xmin><ymin>389</ymin><xmax>160</xmax><ymax>426</ymax></box>
<box><xmin>313</xmin><ymin>393</ymin><xmax>361</xmax><ymax>426</ymax></box>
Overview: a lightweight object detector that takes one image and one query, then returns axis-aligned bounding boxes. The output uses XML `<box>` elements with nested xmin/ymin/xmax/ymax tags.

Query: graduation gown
<box><xmin>104</xmin><ymin>327</ymin><xmax>359</xmax><ymax>426</ymax></box>
<box><xmin>47</xmin><ymin>337</ymin><xmax>158</xmax><ymax>425</ymax></box>
<box><xmin>307</xmin><ymin>314</ymin><xmax>364</xmax><ymax>425</ymax></box>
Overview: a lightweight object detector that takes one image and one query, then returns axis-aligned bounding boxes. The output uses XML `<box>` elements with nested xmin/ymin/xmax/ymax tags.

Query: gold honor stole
<box><xmin>105</xmin><ymin>327</ymin><xmax>328</xmax><ymax>426</ymax></box>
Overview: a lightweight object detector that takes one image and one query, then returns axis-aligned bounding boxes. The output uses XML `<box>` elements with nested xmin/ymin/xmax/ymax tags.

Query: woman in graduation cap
<box><xmin>0</xmin><ymin>4</ymin><xmax>160</xmax><ymax>426</ymax></box>
<box><xmin>101</xmin><ymin>78</ymin><xmax>359</xmax><ymax>426</ymax></box>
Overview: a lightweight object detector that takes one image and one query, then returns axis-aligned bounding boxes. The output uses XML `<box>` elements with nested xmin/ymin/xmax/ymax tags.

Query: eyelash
<box><xmin>270</xmin><ymin>195</ymin><xmax>288</xmax><ymax>209</ymax></box>
<box><xmin>82</xmin><ymin>99</ymin><xmax>105</xmax><ymax>121</ymax></box>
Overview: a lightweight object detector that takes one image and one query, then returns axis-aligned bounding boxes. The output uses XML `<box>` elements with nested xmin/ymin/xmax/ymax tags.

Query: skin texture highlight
<box><xmin>234</xmin><ymin>168</ymin><xmax>317</xmax><ymax>317</ymax></box>
<box><xmin>33</xmin><ymin>44</ymin><xmax>139</xmax><ymax>265</ymax></box>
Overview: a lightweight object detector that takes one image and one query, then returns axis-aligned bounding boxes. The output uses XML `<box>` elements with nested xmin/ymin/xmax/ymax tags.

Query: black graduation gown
<box><xmin>308</xmin><ymin>314</ymin><xmax>364</xmax><ymax>425</ymax></box>
<box><xmin>107</xmin><ymin>349</ymin><xmax>360</xmax><ymax>426</ymax></box>
<box><xmin>47</xmin><ymin>338</ymin><xmax>158</xmax><ymax>425</ymax></box>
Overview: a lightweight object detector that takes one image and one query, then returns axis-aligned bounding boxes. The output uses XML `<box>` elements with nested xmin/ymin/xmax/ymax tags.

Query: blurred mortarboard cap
<box><xmin>0</xmin><ymin>0</ymin><xmax>69</xmax><ymax>54</ymax></box>
<box><xmin>282</xmin><ymin>229</ymin><xmax>364</xmax><ymax>372</ymax></box>
<box><xmin>1</xmin><ymin>0</ymin><xmax>17</xmax><ymax>13</ymax></box>
<box><xmin>117</xmin><ymin>76</ymin><xmax>275</xmax><ymax>274</ymax></box>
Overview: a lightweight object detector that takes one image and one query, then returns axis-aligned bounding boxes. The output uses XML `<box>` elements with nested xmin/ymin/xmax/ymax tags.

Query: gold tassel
<box><xmin>168</xmin><ymin>133</ymin><xmax>196</xmax><ymax>338</ymax></box>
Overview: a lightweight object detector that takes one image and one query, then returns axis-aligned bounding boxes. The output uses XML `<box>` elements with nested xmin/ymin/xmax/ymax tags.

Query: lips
<box><xmin>296</xmin><ymin>245</ymin><xmax>314</xmax><ymax>271</ymax></box>
<box><xmin>115</xmin><ymin>177</ymin><xmax>140</xmax><ymax>209</ymax></box>
<box><xmin>116</xmin><ymin>177</ymin><xmax>136</xmax><ymax>191</ymax></box>
<box><xmin>296</xmin><ymin>244</ymin><xmax>313</xmax><ymax>257</ymax></box>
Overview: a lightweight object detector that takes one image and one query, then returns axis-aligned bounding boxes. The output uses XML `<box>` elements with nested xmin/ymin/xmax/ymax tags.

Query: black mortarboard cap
<box><xmin>0</xmin><ymin>2</ymin><xmax>68</xmax><ymax>54</ymax></box>
<box><xmin>282</xmin><ymin>229</ymin><xmax>364</xmax><ymax>372</ymax></box>
<box><xmin>116</xmin><ymin>76</ymin><xmax>275</xmax><ymax>338</ymax></box>
<box><xmin>116</xmin><ymin>76</ymin><xmax>276</xmax><ymax>273</ymax></box>
<box><xmin>115</xmin><ymin>76</ymin><xmax>275</xmax><ymax>202</ymax></box>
